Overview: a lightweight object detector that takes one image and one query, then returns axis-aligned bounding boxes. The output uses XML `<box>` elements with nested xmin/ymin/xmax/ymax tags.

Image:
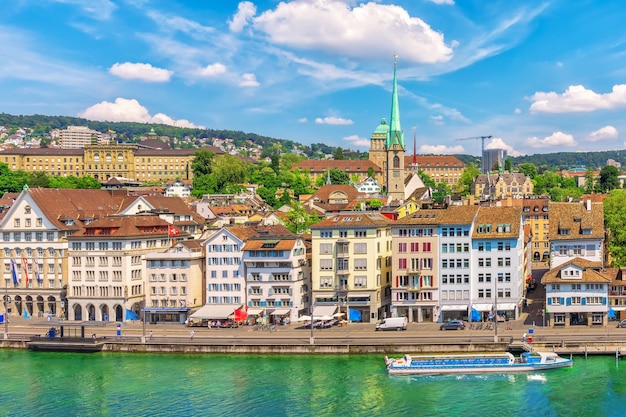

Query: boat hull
<box><xmin>385</xmin><ymin>352</ymin><xmax>573</xmax><ymax>375</ymax></box>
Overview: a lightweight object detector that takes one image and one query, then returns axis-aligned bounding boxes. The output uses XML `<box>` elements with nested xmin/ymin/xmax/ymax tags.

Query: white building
<box><xmin>549</xmin><ymin>200</ymin><xmax>605</xmax><ymax>269</ymax></box>
<box><xmin>59</xmin><ymin>125</ymin><xmax>103</xmax><ymax>149</ymax></box>
<box><xmin>542</xmin><ymin>258</ymin><xmax>610</xmax><ymax>327</ymax></box>
<box><xmin>165</xmin><ymin>180</ymin><xmax>191</xmax><ymax>198</ymax></box>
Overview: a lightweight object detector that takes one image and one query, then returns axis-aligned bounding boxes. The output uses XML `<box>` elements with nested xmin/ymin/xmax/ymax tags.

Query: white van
<box><xmin>375</xmin><ymin>317</ymin><xmax>408</xmax><ymax>331</ymax></box>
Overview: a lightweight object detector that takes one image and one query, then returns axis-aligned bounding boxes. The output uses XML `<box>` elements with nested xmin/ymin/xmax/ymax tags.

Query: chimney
<box><xmin>586</xmin><ymin>199</ymin><xmax>591</xmax><ymax>211</ymax></box>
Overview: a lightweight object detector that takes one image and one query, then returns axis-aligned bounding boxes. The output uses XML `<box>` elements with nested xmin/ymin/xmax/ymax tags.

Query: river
<box><xmin>1</xmin><ymin>350</ymin><xmax>625</xmax><ymax>416</ymax></box>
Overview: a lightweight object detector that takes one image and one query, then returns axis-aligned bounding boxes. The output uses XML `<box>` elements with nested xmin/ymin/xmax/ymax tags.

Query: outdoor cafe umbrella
<box><xmin>297</xmin><ymin>315</ymin><xmax>312</xmax><ymax>322</ymax></box>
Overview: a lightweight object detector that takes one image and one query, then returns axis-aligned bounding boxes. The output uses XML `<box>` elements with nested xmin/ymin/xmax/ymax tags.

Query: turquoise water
<box><xmin>1</xmin><ymin>350</ymin><xmax>625</xmax><ymax>417</ymax></box>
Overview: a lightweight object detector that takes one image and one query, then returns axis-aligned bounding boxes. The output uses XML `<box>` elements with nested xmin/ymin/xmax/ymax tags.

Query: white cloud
<box><xmin>194</xmin><ymin>63</ymin><xmax>227</xmax><ymax>77</ymax></box>
<box><xmin>419</xmin><ymin>144</ymin><xmax>465</xmax><ymax>154</ymax></box>
<box><xmin>239</xmin><ymin>73</ymin><xmax>260</xmax><ymax>87</ymax></box>
<box><xmin>430</xmin><ymin>115</ymin><xmax>444</xmax><ymax>125</ymax></box>
<box><xmin>343</xmin><ymin>134</ymin><xmax>369</xmax><ymax>148</ymax></box>
<box><xmin>485</xmin><ymin>137</ymin><xmax>525</xmax><ymax>157</ymax></box>
<box><xmin>109</xmin><ymin>62</ymin><xmax>173</xmax><ymax>82</ymax></box>
<box><xmin>298</xmin><ymin>118</ymin><xmax>308</xmax><ymax>123</ymax></box>
<box><xmin>526</xmin><ymin>131</ymin><xmax>576</xmax><ymax>148</ymax></box>
<box><xmin>229</xmin><ymin>1</ymin><xmax>257</xmax><ymax>32</ymax></box>
<box><xmin>589</xmin><ymin>125</ymin><xmax>618</xmax><ymax>141</ymax></box>
<box><xmin>253</xmin><ymin>0</ymin><xmax>452</xmax><ymax>64</ymax></box>
<box><xmin>78</xmin><ymin>98</ymin><xmax>204</xmax><ymax>128</ymax></box>
<box><xmin>52</xmin><ymin>0</ymin><xmax>118</xmax><ymax>20</ymax></box>
<box><xmin>529</xmin><ymin>84</ymin><xmax>626</xmax><ymax>113</ymax></box>
<box><xmin>315</xmin><ymin>117</ymin><xmax>354</xmax><ymax>125</ymax></box>
<box><xmin>428</xmin><ymin>0</ymin><xmax>455</xmax><ymax>4</ymax></box>
<box><xmin>514</xmin><ymin>108</ymin><xmax>522</xmax><ymax>114</ymax></box>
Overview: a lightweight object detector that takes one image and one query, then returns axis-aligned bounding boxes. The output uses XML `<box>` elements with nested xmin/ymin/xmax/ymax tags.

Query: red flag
<box><xmin>234</xmin><ymin>308</ymin><xmax>248</xmax><ymax>322</ymax></box>
<box><xmin>168</xmin><ymin>225</ymin><xmax>180</xmax><ymax>237</ymax></box>
<box><xmin>21</xmin><ymin>257</ymin><xmax>29</xmax><ymax>286</ymax></box>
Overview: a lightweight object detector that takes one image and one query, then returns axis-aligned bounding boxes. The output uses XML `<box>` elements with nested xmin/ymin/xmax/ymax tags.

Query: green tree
<box><xmin>257</xmin><ymin>186</ymin><xmax>278</xmax><ymax>208</ymax></box>
<box><xmin>604</xmin><ymin>190</ymin><xmax>626</xmax><ymax>266</ymax></box>
<box><xmin>76</xmin><ymin>176</ymin><xmax>102</xmax><ymax>189</ymax></box>
<box><xmin>315</xmin><ymin>168</ymin><xmax>350</xmax><ymax>186</ymax></box>
<box><xmin>191</xmin><ymin>149</ymin><xmax>215</xmax><ymax>177</ymax></box>
<box><xmin>504</xmin><ymin>158</ymin><xmax>512</xmax><ymax>172</ymax></box>
<box><xmin>584</xmin><ymin>168</ymin><xmax>595</xmax><ymax>194</ymax></box>
<box><xmin>212</xmin><ymin>154</ymin><xmax>247</xmax><ymax>192</ymax></box>
<box><xmin>334</xmin><ymin>147</ymin><xmax>345</xmax><ymax>160</ymax></box>
<box><xmin>280</xmin><ymin>153</ymin><xmax>306</xmax><ymax>172</ymax></box>
<box><xmin>455</xmin><ymin>163</ymin><xmax>481</xmax><ymax>195</ymax></box>
<box><xmin>191</xmin><ymin>174</ymin><xmax>217</xmax><ymax>197</ymax></box>
<box><xmin>367</xmin><ymin>166</ymin><xmax>375</xmax><ymax>179</ymax></box>
<box><xmin>599</xmin><ymin>165</ymin><xmax>620</xmax><ymax>193</ymax></box>
<box><xmin>518</xmin><ymin>163</ymin><xmax>538</xmax><ymax>179</ymax></box>
<box><xmin>27</xmin><ymin>171</ymin><xmax>50</xmax><ymax>188</ymax></box>
<box><xmin>284</xmin><ymin>202</ymin><xmax>320</xmax><ymax>234</ymax></box>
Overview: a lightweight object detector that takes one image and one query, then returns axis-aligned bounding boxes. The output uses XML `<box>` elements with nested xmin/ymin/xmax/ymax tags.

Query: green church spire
<box><xmin>387</xmin><ymin>56</ymin><xmax>404</xmax><ymax>149</ymax></box>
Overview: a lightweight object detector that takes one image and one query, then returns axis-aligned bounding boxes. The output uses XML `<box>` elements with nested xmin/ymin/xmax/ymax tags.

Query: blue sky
<box><xmin>2</xmin><ymin>0</ymin><xmax>626</xmax><ymax>157</ymax></box>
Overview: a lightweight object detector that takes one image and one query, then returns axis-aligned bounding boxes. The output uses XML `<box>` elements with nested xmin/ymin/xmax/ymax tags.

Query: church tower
<box><xmin>385</xmin><ymin>57</ymin><xmax>405</xmax><ymax>201</ymax></box>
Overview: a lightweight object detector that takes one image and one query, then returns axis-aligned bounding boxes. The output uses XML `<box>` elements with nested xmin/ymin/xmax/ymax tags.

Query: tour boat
<box><xmin>384</xmin><ymin>351</ymin><xmax>573</xmax><ymax>375</ymax></box>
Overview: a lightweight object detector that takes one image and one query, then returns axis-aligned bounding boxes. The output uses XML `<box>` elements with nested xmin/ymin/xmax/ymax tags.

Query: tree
<box><xmin>599</xmin><ymin>165</ymin><xmax>620</xmax><ymax>193</ymax></box>
<box><xmin>604</xmin><ymin>190</ymin><xmax>626</xmax><ymax>266</ymax></box>
<box><xmin>583</xmin><ymin>168</ymin><xmax>595</xmax><ymax>194</ymax></box>
<box><xmin>315</xmin><ymin>168</ymin><xmax>350</xmax><ymax>186</ymax></box>
<box><xmin>334</xmin><ymin>147</ymin><xmax>345</xmax><ymax>160</ymax></box>
<box><xmin>518</xmin><ymin>163</ymin><xmax>538</xmax><ymax>179</ymax></box>
<box><xmin>367</xmin><ymin>166</ymin><xmax>375</xmax><ymax>179</ymax></box>
<box><xmin>455</xmin><ymin>163</ymin><xmax>481</xmax><ymax>195</ymax></box>
<box><xmin>191</xmin><ymin>174</ymin><xmax>217</xmax><ymax>197</ymax></box>
<box><xmin>504</xmin><ymin>158</ymin><xmax>512</xmax><ymax>172</ymax></box>
<box><xmin>191</xmin><ymin>149</ymin><xmax>215</xmax><ymax>177</ymax></box>
<box><xmin>212</xmin><ymin>154</ymin><xmax>247</xmax><ymax>192</ymax></box>
<box><xmin>284</xmin><ymin>202</ymin><xmax>320</xmax><ymax>234</ymax></box>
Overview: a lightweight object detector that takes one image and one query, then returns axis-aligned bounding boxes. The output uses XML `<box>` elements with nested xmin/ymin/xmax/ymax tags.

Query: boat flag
<box><xmin>21</xmin><ymin>257</ymin><xmax>30</xmax><ymax>287</ymax></box>
<box><xmin>10</xmin><ymin>259</ymin><xmax>19</xmax><ymax>286</ymax></box>
<box><xmin>24</xmin><ymin>309</ymin><xmax>30</xmax><ymax>319</ymax></box>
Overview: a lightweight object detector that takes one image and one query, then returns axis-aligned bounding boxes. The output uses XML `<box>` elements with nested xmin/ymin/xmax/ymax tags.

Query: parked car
<box><xmin>440</xmin><ymin>320</ymin><xmax>465</xmax><ymax>330</ymax></box>
<box><xmin>617</xmin><ymin>319</ymin><xmax>626</xmax><ymax>328</ymax></box>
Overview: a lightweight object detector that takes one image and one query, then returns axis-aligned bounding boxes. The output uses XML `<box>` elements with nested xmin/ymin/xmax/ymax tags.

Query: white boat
<box><xmin>384</xmin><ymin>351</ymin><xmax>573</xmax><ymax>375</ymax></box>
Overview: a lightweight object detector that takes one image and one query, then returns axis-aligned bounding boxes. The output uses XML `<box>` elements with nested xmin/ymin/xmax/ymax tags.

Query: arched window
<box><xmin>94</xmin><ymin>153</ymin><xmax>100</xmax><ymax>162</ymax></box>
<box><xmin>393</xmin><ymin>156</ymin><xmax>400</xmax><ymax>168</ymax></box>
<box><xmin>118</xmin><ymin>153</ymin><xmax>123</xmax><ymax>163</ymax></box>
<box><xmin>106</xmin><ymin>153</ymin><xmax>112</xmax><ymax>162</ymax></box>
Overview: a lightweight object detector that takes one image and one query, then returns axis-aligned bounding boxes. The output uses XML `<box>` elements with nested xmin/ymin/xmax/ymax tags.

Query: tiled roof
<box><xmin>442</xmin><ymin>205</ymin><xmax>479</xmax><ymax>225</ymax></box>
<box><xmin>403</xmin><ymin>155</ymin><xmax>464</xmax><ymax>168</ymax></box>
<box><xmin>311</xmin><ymin>212</ymin><xmax>392</xmax><ymax>228</ymax></box>
<box><xmin>70</xmin><ymin>215</ymin><xmax>173</xmax><ymax>238</ymax></box>
<box><xmin>292</xmin><ymin>159</ymin><xmax>382</xmax><ymax>173</ymax></box>
<box><xmin>548</xmin><ymin>201</ymin><xmax>604</xmax><ymax>241</ymax></box>
<box><xmin>472</xmin><ymin>206</ymin><xmax>522</xmax><ymax>238</ymax></box>
<box><xmin>541</xmin><ymin>257</ymin><xmax>610</xmax><ymax>284</ymax></box>
<box><xmin>395</xmin><ymin>209</ymin><xmax>447</xmax><ymax>225</ymax></box>
<box><xmin>243</xmin><ymin>238</ymin><xmax>296</xmax><ymax>251</ymax></box>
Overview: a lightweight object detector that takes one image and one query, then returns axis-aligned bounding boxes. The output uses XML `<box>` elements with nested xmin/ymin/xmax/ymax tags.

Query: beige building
<box><xmin>145</xmin><ymin>240</ymin><xmax>204</xmax><ymax>323</ymax></box>
<box><xmin>59</xmin><ymin>125</ymin><xmax>103</xmax><ymax>149</ymax></box>
<box><xmin>309</xmin><ymin>212</ymin><xmax>393</xmax><ymax>322</ymax></box>
<box><xmin>472</xmin><ymin>172</ymin><xmax>534</xmax><ymax>200</ymax></box>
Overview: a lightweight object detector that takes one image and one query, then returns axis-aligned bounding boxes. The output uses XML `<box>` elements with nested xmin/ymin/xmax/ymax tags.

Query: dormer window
<box><xmin>558</xmin><ymin>228</ymin><xmax>570</xmax><ymax>236</ymax></box>
<box><xmin>24</xmin><ymin>205</ymin><xmax>31</xmax><ymax>214</ymax></box>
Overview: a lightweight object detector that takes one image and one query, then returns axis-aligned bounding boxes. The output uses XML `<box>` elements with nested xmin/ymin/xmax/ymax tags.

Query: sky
<box><xmin>3</xmin><ymin>0</ymin><xmax>626</xmax><ymax>158</ymax></box>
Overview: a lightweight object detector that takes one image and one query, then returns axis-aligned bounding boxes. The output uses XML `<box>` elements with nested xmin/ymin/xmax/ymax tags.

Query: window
<box><xmin>354</xmin><ymin>258</ymin><xmax>367</xmax><ymax>270</ymax></box>
<box><xmin>354</xmin><ymin>243</ymin><xmax>367</xmax><ymax>254</ymax></box>
<box><xmin>354</xmin><ymin>276</ymin><xmax>367</xmax><ymax>288</ymax></box>
<box><xmin>319</xmin><ymin>243</ymin><xmax>332</xmax><ymax>254</ymax></box>
<box><xmin>320</xmin><ymin>259</ymin><xmax>332</xmax><ymax>270</ymax></box>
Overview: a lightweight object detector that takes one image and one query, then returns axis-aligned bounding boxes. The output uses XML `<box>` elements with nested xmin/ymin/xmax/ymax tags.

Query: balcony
<box><xmin>407</xmin><ymin>266</ymin><xmax>421</xmax><ymax>275</ymax></box>
<box><xmin>335</xmin><ymin>284</ymin><xmax>349</xmax><ymax>291</ymax></box>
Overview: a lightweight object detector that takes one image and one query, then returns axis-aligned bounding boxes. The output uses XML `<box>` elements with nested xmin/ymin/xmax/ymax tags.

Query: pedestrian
<box><xmin>190</xmin><ymin>330</ymin><xmax>195</xmax><ymax>340</ymax></box>
<box><xmin>149</xmin><ymin>331</ymin><xmax>153</xmax><ymax>341</ymax></box>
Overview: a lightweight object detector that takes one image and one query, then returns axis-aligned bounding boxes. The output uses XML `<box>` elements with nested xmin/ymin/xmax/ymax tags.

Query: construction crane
<box><xmin>455</xmin><ymin>135</ymin><xmax>493</xmax><ymax>155</ymax></box>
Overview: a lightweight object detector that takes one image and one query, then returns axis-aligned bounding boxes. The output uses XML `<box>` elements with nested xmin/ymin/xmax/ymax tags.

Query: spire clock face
<box><xmin>393</xmin><ymin>171</ymin><xmax>399</xmax><ymax>177</ymax></box>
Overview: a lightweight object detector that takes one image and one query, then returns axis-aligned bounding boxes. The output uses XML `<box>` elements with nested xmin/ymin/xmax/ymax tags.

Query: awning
<box><xmin>472</xmin><ymin>304</ymin><xmax>493</xmax><ymax>312</ymax></box>
<box><xmin>271</xmin><ymin>309</ymin><xmax>291</xmax><ymax>316</ymax></box>
<box><xmin>440</xmin><ymin>305</ymin><xmax>468</xmax><ymax>311</ymax></box>
<box><xmin>247</xmin><ymin>308</ymin><xmax>264</xmax><ymax>316</ymax></box>
<box><xmin>145</xmin><ymin>307</ymin><xmax>190</xmax><ymax>312</ymax></box>
<box><xmin>611</xmin><ymin>307</ymin><xmax>626</xmax><ymax>311</ymax></box>
<box><xmin>497</xmin><ymin>303</ymin><xmax>517</xmax><ymax>311</ymax></box>
<box><xmin>190</xmin><ymin>304</ymin><xmax>241</xmax><ymax>319</ymax></box>
<box><xmin>313</xmin><ymin>305</ymin><xmax>337</xmax><ymax>317</ymax></box>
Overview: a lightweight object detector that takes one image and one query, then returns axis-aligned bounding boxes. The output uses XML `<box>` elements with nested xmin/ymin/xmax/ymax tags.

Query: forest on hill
<box><xmin>2</xmin><ymin>113</ymin><xmax>624</xmax><ymax>169</ymax></box>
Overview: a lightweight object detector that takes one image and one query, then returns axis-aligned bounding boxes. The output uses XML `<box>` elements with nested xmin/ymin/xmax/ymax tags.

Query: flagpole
<box><xmin>4</xmin><ymin>284</ymin><xmax>8</xmax><ymax>340</ymax></box>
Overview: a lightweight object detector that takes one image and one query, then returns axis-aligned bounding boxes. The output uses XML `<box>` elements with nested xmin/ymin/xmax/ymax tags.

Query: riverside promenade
<box><xmin>3</xmin><ymin>314</ymin><xmax>626</xmax><ymax>356</ymax></box>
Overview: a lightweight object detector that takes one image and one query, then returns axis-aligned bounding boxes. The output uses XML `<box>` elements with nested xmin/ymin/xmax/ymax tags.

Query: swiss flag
<box><xmin>168</xmin><ymin>225</ymin><xmax>180</xmax><ymax>237</ymax></box>
<box><xmin>234</xmin><ymin>308</ymin><xmax>248</xmax><ymax>322</ymax></box>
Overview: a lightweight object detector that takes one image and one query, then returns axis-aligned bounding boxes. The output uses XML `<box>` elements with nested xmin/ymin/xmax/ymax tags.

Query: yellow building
<box><xmin>0</xmin><ymin>142</ymin><xmax>211</xmax><ymax>183</ymax></box>
<box><xmin>309</xmin><ymin>212</ymin><xmax>393</xmax><ymax>322</ymax></box>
